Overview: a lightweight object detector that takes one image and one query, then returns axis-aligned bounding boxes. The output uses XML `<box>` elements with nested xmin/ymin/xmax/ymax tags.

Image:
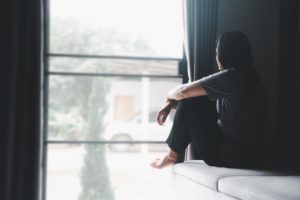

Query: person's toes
<box><xmin>150</xmin><ymin>158</ymin><xmax>160</xmax><ymax>168</ymax></box>
<box><xmin>151</xmin><ymin>157</ymin><xmax>176</xmax><ymax>169</ymax></box>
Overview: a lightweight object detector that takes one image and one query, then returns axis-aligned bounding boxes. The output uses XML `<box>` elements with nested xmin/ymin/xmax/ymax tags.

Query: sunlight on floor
<box><xmin>47</xmin><ymin>145</ymin><xmax>172</xmax><ymax>200</ymax></box>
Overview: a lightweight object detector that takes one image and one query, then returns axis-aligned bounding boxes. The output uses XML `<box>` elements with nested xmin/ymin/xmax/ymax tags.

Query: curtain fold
<box><xmin>183</xmin><ymin>0</ymin><xmax>219</xmax><ymax>81</ymax></box>
<box><xmin>182</xmin><ymin>0</ymin><xmax>219</xmax><ymax>160</ymax></box>
<box><xmin>0</xmin><ymin>0</ymin><xmax>43</xmax><ymax>199</ymax></box>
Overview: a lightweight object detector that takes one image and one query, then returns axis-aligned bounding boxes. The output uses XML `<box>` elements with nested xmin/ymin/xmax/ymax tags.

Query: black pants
<box><xmin>166</xmin><ymin>96</ymin><xmax>261</xmax><ymax>168</ymax></box>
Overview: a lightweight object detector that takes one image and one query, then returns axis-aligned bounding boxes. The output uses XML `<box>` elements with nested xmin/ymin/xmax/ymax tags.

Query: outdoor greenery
<box><xmin>79</xmin><ymin>74</ymin><xmax>114</xmax><ymax>200</ymax></box>
<box><xmin>49</xmin><ymin>17</ymin><xmax>152</xmax><ymax>199</ymax></box>
<box><xmin>48</xmin><ymin>17</ymin><xmax>153</xmax><ymax>140</ymax></box>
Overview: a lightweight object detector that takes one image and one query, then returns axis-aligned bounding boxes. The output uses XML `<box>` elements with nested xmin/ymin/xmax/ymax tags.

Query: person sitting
<box><xmin>151</xmin><ymin>31</ymin><xmax>268</xmax><ymax>169</ymax></box>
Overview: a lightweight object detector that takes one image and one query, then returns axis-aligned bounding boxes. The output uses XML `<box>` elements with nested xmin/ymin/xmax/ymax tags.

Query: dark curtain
<box><xmin>182</xmin><ymin>0</ymin><xmax>219</xmax><ymax>160</ymax></box>
<box><xmin>277</xmin><ymin>0</ymin><xmax>300</xmax><ymax>171</ymax></box>
<box><xmin>0</xmin><ymin>0</ymin><xmax>43</xmax><ymax>199</ymax></box>
<box><xmin>183</xmin><ymin>0</ymin><xmax>219</xmax><ymax>81</ymax></box>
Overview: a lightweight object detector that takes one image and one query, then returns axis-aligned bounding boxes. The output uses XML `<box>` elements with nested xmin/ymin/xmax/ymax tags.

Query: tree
<box><xmin>48</xmin><ymin>17</ymin><xmax>153</xmax><ymax>199</ymax></box>
<box><xmin>49</xmin><ymin>18</ymin><xmax>116</xmax><ymax>199</ymax></box>
<box><xmin>48</xmin><ymin>17</ymin><xmax>153</xmax><ymax>140</ymax></box>
<box><xmin>79</xmin><ymin>73</ymin><xmax>114</xmax><ymax>200</ymax></box>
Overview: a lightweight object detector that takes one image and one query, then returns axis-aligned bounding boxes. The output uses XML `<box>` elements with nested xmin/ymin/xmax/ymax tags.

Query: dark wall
<box><xmin>216</xmin><ymin>0</ymin><xmax>280</xmax><ymax>164</ymax></box>
<box><xmin>277</xmin><ymin>0</ymin><xmax>300</xmax><ymax>169</ymax></box>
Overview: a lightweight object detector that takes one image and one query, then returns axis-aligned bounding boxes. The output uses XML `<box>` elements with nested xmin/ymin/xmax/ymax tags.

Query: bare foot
<box><xmin>150</xmin><ymin>150</ymin><xmax>178</xmax><ymax>169</ymax></box>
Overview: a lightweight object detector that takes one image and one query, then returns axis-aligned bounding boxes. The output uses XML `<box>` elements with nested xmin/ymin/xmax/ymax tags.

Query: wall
<box><xmin>276</xmin><ymin>0</ymin><xmax>300</xmax><ymax>169</ymax></box>
<box><xmin>216</xmin><ymin>0</ymin><xmax>280</xmax><ymax>163</ymax></box>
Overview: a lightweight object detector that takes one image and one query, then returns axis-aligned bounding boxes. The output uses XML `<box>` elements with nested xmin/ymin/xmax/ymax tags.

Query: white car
<box><xmin>103</xmin><ymin>110</ymin><xmax>175</xmax><ymax>152</ymax></box>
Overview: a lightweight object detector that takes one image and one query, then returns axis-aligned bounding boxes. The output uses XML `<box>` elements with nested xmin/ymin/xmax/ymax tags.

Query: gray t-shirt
<box><xmin>199</xmin><ymin>67</ymin><xmax>268</xmax><ymax>145</ymax></box>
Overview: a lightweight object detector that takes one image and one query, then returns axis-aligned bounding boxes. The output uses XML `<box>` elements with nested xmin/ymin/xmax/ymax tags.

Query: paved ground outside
<box><xmin>47</xmin><ymin>145</ymin><xmax>172</xmax><ymax>200</ymax></box>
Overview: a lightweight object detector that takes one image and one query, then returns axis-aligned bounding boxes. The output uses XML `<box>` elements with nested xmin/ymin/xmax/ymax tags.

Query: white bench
<box><xmin>171</xmin><ymin>160</ymin><xmax>300</xmax><ymax>200</ymax></box>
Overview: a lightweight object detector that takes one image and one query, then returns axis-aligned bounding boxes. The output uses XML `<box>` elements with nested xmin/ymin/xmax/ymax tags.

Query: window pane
<box><xmin>49</xmin><ymin>0</ymin><xmax>183</xmax><ymax>58</ymax></box>
<box><xmin>49</xmin><ymin>57</ymin><xmax>179</xmax><ymax>75</ymax></box>
<box><xmin>48</xmin><ymin>75</ymin><xmax>180</xmax><ymax>141</ymax></box>
<box><xmin>46</xmin><ymin>144</ymin><xmax>171</xmax><ymax>200</ymax></box>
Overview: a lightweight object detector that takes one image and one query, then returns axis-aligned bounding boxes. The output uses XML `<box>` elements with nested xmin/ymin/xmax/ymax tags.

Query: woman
<box><xmin>151</xmin><ymin>31</ymin><xmax>268</xmax><ymax>169</ymax></box>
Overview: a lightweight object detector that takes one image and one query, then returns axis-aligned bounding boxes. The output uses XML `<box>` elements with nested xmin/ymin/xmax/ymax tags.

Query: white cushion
<box><xmin>219</xmin><ymin>176</ymin><xmax>300</xmax><ymax>200</ymax></box>
<box><xmin>171</xmin><ymin>173</ymin><xmax>237</xmax><ymax>200</ymax></box>
<box><xmin>172</xmin><ymin>160</ymin><xmax>278</xmax><ymax>191</ymax></box>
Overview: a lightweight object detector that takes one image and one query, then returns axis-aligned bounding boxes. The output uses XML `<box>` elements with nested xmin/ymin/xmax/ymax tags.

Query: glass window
<box><xmin>44</xmin><ymin>0</ymin><xmax>183</xmax><ymax>200</ymax></box>
<box><xmin>50</xmin><ymin>0</ymin><xmax>183</xmax><ymax>58</ymax></box>
<box><xmin>47</xmin><ymin>144</ymin><xmax>171</xmax><ymax>200</ymax></box>
<box><xmin>48</xmin><ymin>76</ymin><xmax>180</xmax><ymax>141</ymax></box>
<box><xmin>49</xmin><ymin>57</ymin><xmax>180</xmax><ymax>75</ymax></box>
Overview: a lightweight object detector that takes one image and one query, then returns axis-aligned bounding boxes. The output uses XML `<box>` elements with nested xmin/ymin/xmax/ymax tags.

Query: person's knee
<box><xmin>181</xmin><ymin>96</ymin><xmax>210</xmax><ymax>105</ymax></box>
<box><xmin>180</xmin><ymin>96</ymin><xmax>214</xmax><ymax>112</ymax></box>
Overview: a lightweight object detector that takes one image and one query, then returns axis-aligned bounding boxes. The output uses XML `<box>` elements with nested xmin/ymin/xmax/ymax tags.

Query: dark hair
<box><xmin>216</xmin><ymin>31</ymin><xmax>253</xmax><ymax>69</ymax></box>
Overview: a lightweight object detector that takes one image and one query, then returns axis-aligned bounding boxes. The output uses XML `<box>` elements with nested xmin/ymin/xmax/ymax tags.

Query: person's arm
<box><xmin>156</xmin><ymin>81</ymin><xmax>207</xmax><ymax>125</ymax></box>
<box><xmin>167</xmin><ymin>80</ymin><xmax>207</xmax><ymax>101</ymax></box>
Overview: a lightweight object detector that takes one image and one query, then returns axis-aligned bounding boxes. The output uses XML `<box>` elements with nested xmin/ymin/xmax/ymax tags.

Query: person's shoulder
<box><xmin>224</xmin><ymin>67</ymin><xmax>242</xmax><ymax>74</ymax></box>
<box><xmin>205</xmin><ymin>68</ymin><xmax>241</xmax><ymax>79</ymax></box>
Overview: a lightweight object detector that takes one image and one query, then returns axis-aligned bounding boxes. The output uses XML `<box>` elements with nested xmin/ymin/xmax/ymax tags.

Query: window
<box><xmin>43</xmin><ymin>0</ymin><xmax>183</xmax><ymax>199</ymax></box>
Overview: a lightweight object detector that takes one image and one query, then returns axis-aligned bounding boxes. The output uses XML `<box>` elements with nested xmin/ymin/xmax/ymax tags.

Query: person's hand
<box><xmin>156</xmin><ymin>100</ymin><xmax>176</xmax><ymax>126</ymax></box>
